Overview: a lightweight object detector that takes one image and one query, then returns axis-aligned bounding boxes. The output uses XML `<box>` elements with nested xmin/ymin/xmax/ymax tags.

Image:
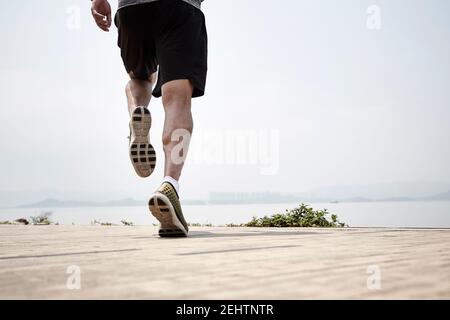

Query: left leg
<box><xmin>115</xmin><ymin>4</ymin><xmax>159</xmax><ymax>178</ymax></box>
<box><xmin>125</xmin><ymin>73</ymin><xmax>156</xmax><ymax>115</ymax></box>
<box><xmin>126</xmin><ymin>73</ymin><xmax>157</xmax><ymax>178</ymax></box>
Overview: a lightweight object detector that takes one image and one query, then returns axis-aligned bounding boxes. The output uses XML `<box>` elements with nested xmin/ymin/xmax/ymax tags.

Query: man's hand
<box><xmin>91</xmin><ymin>0</ymin><xmax>112</xmax><ymax>32</ymax></box>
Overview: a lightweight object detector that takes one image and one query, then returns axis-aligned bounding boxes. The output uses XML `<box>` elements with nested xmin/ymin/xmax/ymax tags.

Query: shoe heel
<box><xmin>129</xmin><ymin>107</ymin><xmax>155</xmax><ymax>178</ymax></box>
<box><xmin>148</xmin><ymin>195</ymin><xmax>187</xmax><ymax>237</ymax></box>
<box><xmin>131</xmin><ymin>107</ymin><xmax>151</xmax><ymax>140</ymax></box>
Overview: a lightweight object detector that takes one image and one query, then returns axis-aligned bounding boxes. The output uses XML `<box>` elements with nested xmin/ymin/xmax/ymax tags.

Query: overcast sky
<box><xmin>0</xmin><ymin>0</ymin><xmax>449</xmax><ymax>203</ymax></box>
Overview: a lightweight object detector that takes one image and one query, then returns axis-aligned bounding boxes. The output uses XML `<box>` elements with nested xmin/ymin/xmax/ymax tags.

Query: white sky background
<box><xmin>0</xmin><ymin>0</ymin><xmax>449</xmax><ymax>203</ymax></box>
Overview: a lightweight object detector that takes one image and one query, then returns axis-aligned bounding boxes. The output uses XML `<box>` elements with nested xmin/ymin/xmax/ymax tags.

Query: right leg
<box><xmin>147</xmin><ymin>80</ymin><xmax>193</xmax><ymax>238</ymax></box>
<box><xmin>127</xmin><ymin>73</ymin><xmax>157</xmax><ymax>178</ymax></box>
<box><xmin>161</xmin><ymin>79</ymin><xmax>194</xmax><ymax>182</ymax></box>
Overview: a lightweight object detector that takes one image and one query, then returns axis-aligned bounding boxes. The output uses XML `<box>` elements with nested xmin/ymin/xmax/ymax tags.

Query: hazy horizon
<box><xmin>1</xmin><ymin>1</ymin><xmax>449</xmax><ymax>206</ymax></box>
<box><xmin>1</xmin><ymin>180</ymin><xmax>449</xmax><ymax>209</ymax></box>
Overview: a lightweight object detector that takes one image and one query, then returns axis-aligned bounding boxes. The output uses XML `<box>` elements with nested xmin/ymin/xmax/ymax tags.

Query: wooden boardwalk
<box><xmin>0</xmin><ymin>225</ymin><xmax>449</xmax><ymax>299</ymax></box>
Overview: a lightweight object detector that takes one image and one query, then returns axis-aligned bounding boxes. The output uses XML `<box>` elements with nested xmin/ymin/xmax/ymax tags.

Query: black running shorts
<box><xmin>114</xmin><ymin>0</ymin><xmax>208</xmax><ymax>98</ymax></box>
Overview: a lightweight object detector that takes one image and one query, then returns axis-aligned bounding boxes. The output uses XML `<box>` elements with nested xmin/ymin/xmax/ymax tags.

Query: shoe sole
<box><xmin>148</xmin><ymin>193</ymin><xmax>188</xmax><ymax>238</ymax></box>
<box><xmin>129</xmin><ymin>107</ymin><xmax>155</xmax><ymax>178</ymax></box>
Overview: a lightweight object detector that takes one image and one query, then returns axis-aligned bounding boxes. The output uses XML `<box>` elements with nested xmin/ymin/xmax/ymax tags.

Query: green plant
<box><xmin>121</xmin><ymin>220</ymin><xmax>134</xmax><ymax>226</ymax></box>
<box><xmin>16</xmin><ymin>218</ymin><xmax>29</xmax><ymax>225</ymax></box>
<box><xmin>30</xmin><ymin>212</ymin><xmax>54</xmax><ymax>225</ymax></box>
<box><xmin>187</xmin><ymin>222</ymin><xmax>214</xmax><ymax>227</ymax></box>
<box><xmin>91</xmin><ymin>219</ymin><xmax>114</xmax><ymax>226</ymax></box>
<box><xmin>1</xmin><ymin>219</ymin><xmax>30</xmax><ymax>225</ymax></box>
<box><xmin>244</xmin><ymin>203</ymin><xmax>347</xmax><ymax>228</ymax></box>
<box><xmin>188</xmin><ymin>222</ymin><xmax>202</xmax><ymax>227</ymax></box>
<box><xmin>225</xmin><ymin>223</ymin><xmax>242</xmax><ymax>227</ymax></box>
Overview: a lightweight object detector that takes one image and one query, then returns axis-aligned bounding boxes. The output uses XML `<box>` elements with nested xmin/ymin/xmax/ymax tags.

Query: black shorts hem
<box><xmin>152</xmin><ymin>75</ymin><xmax>206</xmax><ymax>99</ymax></box>
<box><xmin>115</xmin><ymin>1</ymin><xmax>208</xmax><ymax>100</ymax></box>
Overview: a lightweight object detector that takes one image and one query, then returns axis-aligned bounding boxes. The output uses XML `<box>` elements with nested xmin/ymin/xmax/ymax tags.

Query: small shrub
<box><xmin>244</xmin><ymin>204</ymin><xmax>347</xmax><ymax>228</ymax></box>
<box><xmin>225</xmin><ymin>223</ymin><xmax>242</xmax><ymax>228</ymax></box>
<box><xmin>16</xmin><ymin>218</ymin><xmax>29</xmax><ymax>225</ymax></box>
<box><xmin>91</xmin><ymin>219</ymin><xmax>114</xmax><ymax>226</ymax></box>
<box><xmin>121</xmin><ymin>220</ymin><xmax>134</xmax><ymax>226</ymax></box>
<box><xmin>30</xmin><ymin>212</ymin><xmax>54</xmax><ymax>225</ymax></box>
<box><xmin>1</xmin><ymin>219</ymin><xmax>30</xmax><ymax>225</ymax></box>
<box><xmin>188</xmin><ymin>223</ymin><xmax>202</xmax><ymax>227</ymax></box>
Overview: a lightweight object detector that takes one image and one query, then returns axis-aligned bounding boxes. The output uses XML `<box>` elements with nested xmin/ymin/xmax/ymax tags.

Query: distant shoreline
<box><xmin>0</xmin><ymin>197</ymin><xmax>448</xmax><ymax>210</ymax></box>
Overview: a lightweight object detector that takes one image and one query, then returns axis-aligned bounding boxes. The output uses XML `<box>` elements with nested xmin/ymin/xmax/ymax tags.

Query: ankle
<box><xmin>129</xmin><ymin>106</ymin><xmax>149</xmax><ymax>117</ymax></box>
<box><xmin>163</xmin><ymin>176</ymin><xmax>180</xmax><ymax>195</ymax></box>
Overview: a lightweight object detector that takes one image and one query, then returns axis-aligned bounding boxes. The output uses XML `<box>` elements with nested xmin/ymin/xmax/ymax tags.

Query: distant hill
<box><xmin>18</xmin><ymin>198</ymin><xmax>143</xmax><ymax>208</ymax></box>
<box><xmin>423</xmin><ymin>191</ymin><xmax>450</xmax><ymax>201</ymax></box>
<box><xmin>102</xmin><ymin>198</ymin><xmax>143</xmax><ymax>207</ymax></box>
<box><xmin>17</xmin><ymin>197</ymin><xmax>206</xmax><ymax>208</ymax></box>
<box><xmin>16</xmin><ymin>190</ymin><xmax>450</xmax><ymax>208</ymax></box>
<box><xmin>18</xmin><ymin>198</ymin><xmax>97</xmax><ymax>208</ymax></box>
